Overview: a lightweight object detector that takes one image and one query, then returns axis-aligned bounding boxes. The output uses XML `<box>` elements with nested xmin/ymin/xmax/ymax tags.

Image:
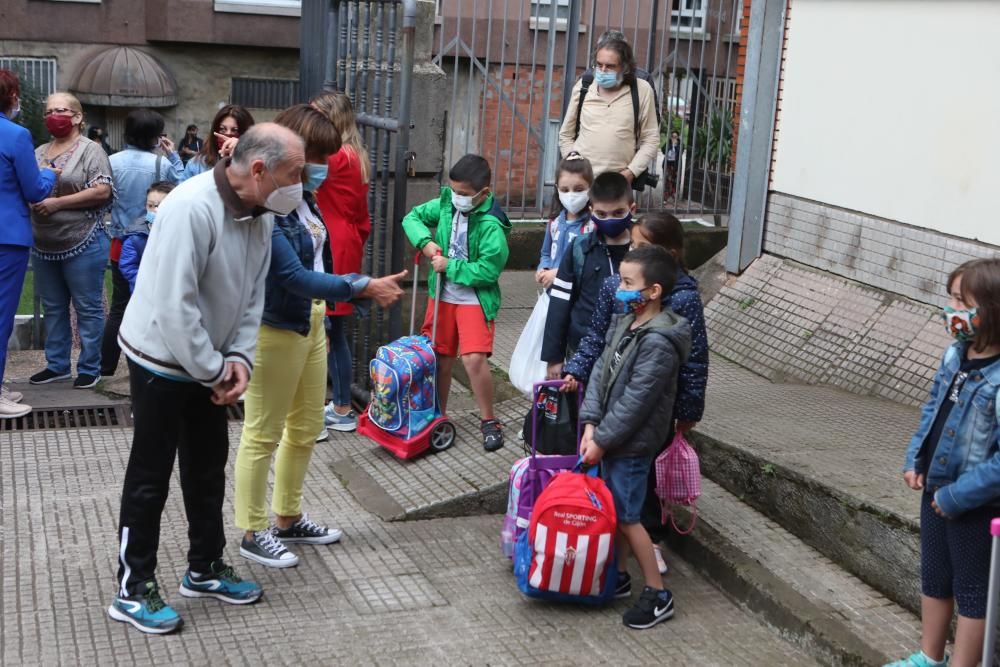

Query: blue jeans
<box><xmin>0</xmin><ymin>245</ymin><xmax>30</xmax><ymax>385</ymax></box>
<box><xmin>602</xmin><ymin>456</ymin><xmax>652</xmax><ymax>524</ymax></box>
<box><xmin>33</xmin><ymin>233</ymin><xmax>109</xmax><ymax>377</ymax></box>
<box><xmin>326</xmin><ymin>315</ymin><xmax>353</xmax><ymax>406</ymax></box>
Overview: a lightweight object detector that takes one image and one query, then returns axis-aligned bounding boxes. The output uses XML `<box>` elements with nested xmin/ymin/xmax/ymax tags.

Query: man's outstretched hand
<box><xmin>361</xmin><ymin>270</ymin><xmax>407</xmax><ymax>308</ymax></box>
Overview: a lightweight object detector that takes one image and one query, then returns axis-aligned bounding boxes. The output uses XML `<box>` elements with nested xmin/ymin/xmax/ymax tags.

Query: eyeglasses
<box><xmin>43</xmin><ymin>107</ymin><xmax>75</xmax><ymax>117</ymax></box>
<box><xmin>594</xmin><ymin>63</ymin><xmax>621</xmax><ymax>73</ymax></box>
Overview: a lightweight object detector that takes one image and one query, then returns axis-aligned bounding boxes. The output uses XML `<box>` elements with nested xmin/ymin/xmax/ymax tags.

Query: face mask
<box><xmin>594</xmin><ymin>70</ymin><xmax>621</xmax><ymax>89</ymax></box>
<box><xmin>7</xmin><ymin>100</ymin><xmax>20</xmax><ymax>120</ymax></box>
<box><xmin>452</xmin><ymin>189</ymin><xmax>484</xmax><ymax>213</ymax></box>
<box><xmin>44</xmin><ymin>114</ymin><xmax>75</xmax><ymax>139</ymax></box>
<box><xmin>261</xmin><ymin>168</ymin><xmax>303</xmax><ymax>216</ymax></box>
<box><xmin>145</xmin><ymin>210</ymin><xmax>156</xmax><ymax>224</ymax></box>
<box><xmin>303</xmin><ymin>164</ymin><xmax>328</xmax><ymax>192</ymax></box>
<box><xmin>558</xmin><ymin>190</ymin><xmax>590</xmax><ymax>215</ymax></box>
<box><xmin>942</xmin><ymin>306</ymin><xmax>980</xmax><ymax>342</ymax></box>
<box><xmin>593</xmin><ymin>211</ymin><xmax>632</xmax><ymax>239</ymax></box>
<box><xmin>215</xmin><ymin>135</ymin><xmax>229</xmax><ymax>151</ymax></box>
<box><xmin>614</xmin><ymin>287</ymin><xmax>650</xmax><ymax>315</ymax></box>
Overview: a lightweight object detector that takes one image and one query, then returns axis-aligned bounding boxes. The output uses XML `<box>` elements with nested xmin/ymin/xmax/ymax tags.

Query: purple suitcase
<box><xmin>500</xmin><ymin>380</ymin><xmax>582</xmax><ymax>559</ymax></box>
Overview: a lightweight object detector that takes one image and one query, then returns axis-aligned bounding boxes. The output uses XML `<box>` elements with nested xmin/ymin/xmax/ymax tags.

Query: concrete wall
<box><xmin>770</xmin><ymin>0</ymin><xmax>1000</xmax><ymax>247</ymax></box>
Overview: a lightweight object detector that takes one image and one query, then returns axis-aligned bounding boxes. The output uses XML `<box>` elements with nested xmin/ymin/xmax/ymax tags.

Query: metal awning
<box><xmin>69</xmin><ymin>46</ymin><xmax>178</xmax><ymax>108</ymax></box>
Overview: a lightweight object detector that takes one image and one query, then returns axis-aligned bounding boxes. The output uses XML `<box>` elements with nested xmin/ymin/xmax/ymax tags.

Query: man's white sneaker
<box><xmin>1</xmin><ymin>386</ymin><xmax>23</xmax><ymax>403</ymax></box>
<box><xmin>0</xmin><ymin>396</ymin><xmax>31</xmax><ymax>419</ymax></box>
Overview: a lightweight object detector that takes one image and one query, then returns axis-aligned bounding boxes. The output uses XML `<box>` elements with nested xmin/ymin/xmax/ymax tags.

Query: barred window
<box><xmin>0</xmin><ymin>57</ymin><xmax>58</xmax><ymax>97</ymax></box>
<box><xmin>230</xmin><ymin>78</ymin><xmax>300</xmax><ymax>109</ymax></box>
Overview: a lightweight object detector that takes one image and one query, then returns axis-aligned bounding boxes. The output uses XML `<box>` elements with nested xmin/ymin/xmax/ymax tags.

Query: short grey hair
<box><xmin>231</xmin><ymin>124</ymin><xmax>303</xmax><ymax>172</ymax></box>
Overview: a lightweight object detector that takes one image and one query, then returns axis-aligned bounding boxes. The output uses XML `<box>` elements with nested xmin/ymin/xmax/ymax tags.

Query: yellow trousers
<box><xmin>234</xmin><ymin>302</ymin><xmax>327</xmax><ymax>532</ymax></box>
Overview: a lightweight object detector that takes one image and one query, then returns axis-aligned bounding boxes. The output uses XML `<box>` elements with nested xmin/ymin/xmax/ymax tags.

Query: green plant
<box><xmin>761</xmin><ymin>463</ymin><xmax>776</xmax><ymax>477</ymax></box>
<box><xmin>659</xmin><ymin>112</ymin><xmax>690</xmax><ymax>151</ymax></box>
<box><xmin>693</xmin><ymin>107</ymin><xmax>733</xmax><ymax>170</ymax></box>
<box><xmin>9</xmin><ymin>68</ymin><xmax>48</xmax><ymax>147</ymax></box>
<box><xmin>737</xmin><ymin>296</ymin><xmax>756</xmax><ymax>311</ymax></box>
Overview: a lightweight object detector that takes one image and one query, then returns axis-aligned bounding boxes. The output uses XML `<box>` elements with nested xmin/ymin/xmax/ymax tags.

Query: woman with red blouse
<box><xmin>312</xmin><ymin>91</ymin><xmax>372</xmax><ymax>433</ymax></box>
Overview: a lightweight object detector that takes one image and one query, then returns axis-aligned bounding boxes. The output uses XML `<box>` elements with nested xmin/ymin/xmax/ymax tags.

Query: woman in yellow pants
<box><xmin>233</xmin><ymin>105</ymin><xmax>404</xmax><ymax>568</ymax></box>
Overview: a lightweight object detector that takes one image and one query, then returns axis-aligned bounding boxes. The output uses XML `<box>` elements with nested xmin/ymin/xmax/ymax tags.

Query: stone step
<box><xmin>693</xmin><ymin>355</ymin><xmax>924</xmax><ymax>616</ymax></box>
<box><xmin>665</xmin><ymin>478</ymin><xmax>922</xmax><ymax>667</ymax></box>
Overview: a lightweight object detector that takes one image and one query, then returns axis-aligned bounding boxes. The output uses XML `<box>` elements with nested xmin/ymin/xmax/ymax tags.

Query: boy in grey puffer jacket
<box><xmin>579</xmin><ymin>245</ymin><xmax>691</xmax><ymax>630</ymax></box>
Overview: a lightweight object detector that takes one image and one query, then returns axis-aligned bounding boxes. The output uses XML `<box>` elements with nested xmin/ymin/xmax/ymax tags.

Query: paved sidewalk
<box><xmin>0</xmin><ymin>423</ymin><xmax>817</xmax><ymax>665</ymax></box>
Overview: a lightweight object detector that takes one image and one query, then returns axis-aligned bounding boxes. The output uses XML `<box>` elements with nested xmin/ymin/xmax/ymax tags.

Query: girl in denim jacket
<box><xmin>891</xmin><ymin>258</ymin><xmax>1000</xmax><ymax>667</ymax></box>
<box><xmin>534</xmin><ymin>155</ymin><xmax>594</xmax><ymax>289</ymax></box>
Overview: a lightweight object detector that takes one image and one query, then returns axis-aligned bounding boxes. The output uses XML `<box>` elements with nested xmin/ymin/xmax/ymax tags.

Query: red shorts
<box><xmin>421</xmin><ymin>299</ymin><xmax>494</xmax><ymax>357</ymax></box>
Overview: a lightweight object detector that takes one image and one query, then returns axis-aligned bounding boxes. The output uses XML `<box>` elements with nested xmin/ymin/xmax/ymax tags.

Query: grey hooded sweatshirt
<box><xmin>580</xmin><ymin>308</ymin><xmax>692</xmax><ymax>459</ymax></box>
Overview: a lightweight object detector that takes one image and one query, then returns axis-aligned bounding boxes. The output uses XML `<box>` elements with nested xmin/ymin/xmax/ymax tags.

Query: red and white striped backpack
<box><xmin>655</xmin><ymin>433</ymin><xmax>701</xmax><ymax>535</ymax></box>
<box><xmin>514</xmin><ymin>466</ymin><xmax>617</xmax><ymax>604</ymax></box>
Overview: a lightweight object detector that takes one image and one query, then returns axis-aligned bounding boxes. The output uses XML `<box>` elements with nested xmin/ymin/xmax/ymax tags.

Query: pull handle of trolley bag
<box><xmin>984</xmin><ymin>517</ymin><xmax>1000</xmax><ymax>662</ymax></box>
<box><xmin>408</xmin><ymin>249</ymin><xmax>443</xmax><ymax>345</ymax></box>
<box><xmin>529</xmin><ymin>379</ymin><xmax>584</xmax><ymax>458</ymax></box>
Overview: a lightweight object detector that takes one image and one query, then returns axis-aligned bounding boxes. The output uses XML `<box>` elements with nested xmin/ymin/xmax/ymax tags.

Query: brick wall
<box><xmin>730</xmin><ymin>0</ymin><xmax>751</xmax><ymax>171</ymax></box>
<box><xmin>477</xmin><ymin>63</ymin><xmax>575</xmax><ymax>206</ymax></box>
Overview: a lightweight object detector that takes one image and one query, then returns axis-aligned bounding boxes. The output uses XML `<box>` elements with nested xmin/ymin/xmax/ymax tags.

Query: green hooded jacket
<box><xmin>401</xmin><ymin>186</ymin><xmax>512</xmax><ymax>322</ymax></box>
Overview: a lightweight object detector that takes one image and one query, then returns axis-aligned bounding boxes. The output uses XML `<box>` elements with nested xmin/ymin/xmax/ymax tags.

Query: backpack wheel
<box><xmin>429</xmin><ymin>420</ymin><xmax>456</xmax><ymax>452</ymax></box>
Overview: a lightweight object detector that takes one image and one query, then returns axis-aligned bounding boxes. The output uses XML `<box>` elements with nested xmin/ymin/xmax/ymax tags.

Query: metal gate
<box><xmin>303</xmin><ymin>0</ymin><xmax>417</xmax><ymax>388</ymax></box>
<box><xmin>433</xmin><ymin>0</ymin><xmax>743</xmax><ymax>221</ymax></box>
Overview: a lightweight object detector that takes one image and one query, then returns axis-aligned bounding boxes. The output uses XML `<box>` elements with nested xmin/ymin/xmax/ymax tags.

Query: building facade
<box><xmin>0</xmin><ymin>0</ymin><xmax>301</xmax><ymax>148</ymax></box>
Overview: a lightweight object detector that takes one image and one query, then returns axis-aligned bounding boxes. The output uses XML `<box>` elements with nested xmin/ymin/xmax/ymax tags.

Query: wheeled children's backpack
<box><xmin>654</xmin><ymin>432</ymin><xmax>701</xmax><ymax>534</ymax></box>
<box><xmin>514</xmin><ymin>465</ymin><xmax>617</xmax><ymax>604</ymax></box>
<box><xmin>368</xmin><ymin>336</ymin><xmax>437</xmax><ymax>439</ymax></box>
<box><xmin>501</xmin><ymin>380</ymin><xmax>582</xmax><ymax>559</ymax></box>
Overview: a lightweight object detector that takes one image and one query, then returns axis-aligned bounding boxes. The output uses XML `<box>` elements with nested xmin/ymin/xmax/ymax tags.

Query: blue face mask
<box><xmin>593</xmin><ymin>211</ymin><xmax>632</xmax><ymax>239</ymax></box>
<box><xmin>145</xmin><ymin>210</ymin><xmax>156</xmax><ymax>224</ymax></box>
<box><xmin>614</xmin><ymin>287</ymin><xmax>650</xmax><ymax>314</ymax></box>
<box><xmin>303</xmin><ymin>164</ymin><xmax>329</xmax><ymax>192</ymax></box>
<box><xmin>594</xmin><ymin>70</ymin><xmax>621</xmax><ymax>89</ymax></box>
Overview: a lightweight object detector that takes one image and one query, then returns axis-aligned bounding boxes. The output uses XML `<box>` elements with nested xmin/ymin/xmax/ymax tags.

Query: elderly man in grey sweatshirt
<box><xmin>108</xmin><ymin>123</ymin><xmax>306</xmax><ymax>635</ymax></box>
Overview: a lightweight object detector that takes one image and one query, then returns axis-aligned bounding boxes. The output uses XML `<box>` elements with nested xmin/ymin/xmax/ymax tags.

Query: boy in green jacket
<box><xmin>402</xmin><ymin>154</ymin><xmax>512</xmax><ymax>452</ymax></box>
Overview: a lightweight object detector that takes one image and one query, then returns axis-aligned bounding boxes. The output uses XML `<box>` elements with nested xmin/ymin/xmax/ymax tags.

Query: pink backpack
<box><xmin>654</xmin><ymin>432</ymin><xmax>701</xmax><ymax>534</ymax></box>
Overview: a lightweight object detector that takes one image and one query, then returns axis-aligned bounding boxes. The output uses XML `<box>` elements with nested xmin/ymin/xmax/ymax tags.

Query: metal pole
<box><xmin>390</xmin><ymin>0</ymin><xmax>418</xmax><ymax>340</ymax></box>
<box><xmin>535</xmin><ymin>0</ymin><xmax>559</xmax><ymax>210</ymax></box>
<box><xmin>983</xmin><ymin>520</ymin><xmax>1000</xmax><ymax>663</ymax></box>
<box><xmin>323</xmin><ymin>0</ymin><xmax>340</xmax><ymax>91</ymax></box>
<box><xmin>646</xmin><ymin>0</ymin><xmax>659</xmax><ymax>74</ymax></box>
<box><xmin>562</xmin><ymin>0</ymin><xmax>583</xmax><ymax>117</ymax></box>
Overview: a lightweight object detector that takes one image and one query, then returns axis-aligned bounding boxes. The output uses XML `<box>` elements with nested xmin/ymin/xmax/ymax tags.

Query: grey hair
<box><xmin>231</xmin><ymin>125</ymin><xmax>303</xmax><ymax>172</ymax></box>
<box><xmin>593</xmin><ymin>29</ymin><xmax>636</xmax><ymax>83</ymax></box>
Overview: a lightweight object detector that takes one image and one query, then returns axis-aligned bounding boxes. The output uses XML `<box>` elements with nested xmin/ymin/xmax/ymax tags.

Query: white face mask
<box><xmin>261</xmin><ymin>168</ymin><xmax>303</xmax><ymax>216</ymax></box>
<box><xmin>558</xmin><ymin>190</ymin><xmax>590</xmax><ymax>215</ymax></box>
<box><xmin>451</xmin><ymin>192</ymin><xmax>477</xmax><ymax>213</ymax></box>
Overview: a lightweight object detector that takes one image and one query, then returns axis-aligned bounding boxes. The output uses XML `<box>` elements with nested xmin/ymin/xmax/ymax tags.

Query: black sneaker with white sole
<box><xmin>481</xmin><ymin>418</ymin><xmax>505</xmax><ymax>452</ymax></box>
<box><xmin>239</xmin><ymin>529</ymin><xmax>299</xmax><ymax>568</ymax></box>
<box><xmin>623</xmin><ymin>586</ymin><xmax>674</xmax><ymax>629</ymax></box>
<box><xmin>29</xmin><ymin>368</ymin><xmax>71</xmax><ymax>384</ymax></box>
<box><xmin>74</xmin><ymin>373</ymin><xmax>100</xmax><ymax>389</ymax></box>
<box><xmin>272</xmin><ymin>514</ymin><xmax>343</xmax><ymax>545</ymax></box>
<box><xmin>614</xmin><ymin>571</ymin><xmax>632</xmax><ymax>599</ymax></box>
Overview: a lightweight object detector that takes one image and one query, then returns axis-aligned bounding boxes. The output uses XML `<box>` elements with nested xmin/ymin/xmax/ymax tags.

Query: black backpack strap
<box><xmin>573</xmin><ymin>72</ymin><xmax>594</xmax><ymax>141</ymax></box>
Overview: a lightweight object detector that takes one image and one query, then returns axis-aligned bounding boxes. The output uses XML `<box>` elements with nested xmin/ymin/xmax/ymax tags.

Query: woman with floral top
<box><xmin>29</xmin><ymin>92</ymin><xmax>113</xmax><ymax>389</ymax></box>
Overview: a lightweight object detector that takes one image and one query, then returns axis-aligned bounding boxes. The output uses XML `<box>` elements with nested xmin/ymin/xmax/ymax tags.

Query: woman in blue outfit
<box><xmin>101</xmin><ymin>109</ymin><xmax>184</xmax><ymax>376</ymax></box>
<box><xmin>0</xmin><ymin>69</ymin><xmax>58</xmax><ymax>418</ymax></box>
<box><xmin>28</xmin><ymin>92</ymin><xmax>113</xmax><ymax>390</ymax></box>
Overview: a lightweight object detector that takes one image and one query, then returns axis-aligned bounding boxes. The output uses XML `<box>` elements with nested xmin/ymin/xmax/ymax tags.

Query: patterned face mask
<box><xmin>942</xmin><ymin>306</ymin><xmax>980</xmax><ymax>342</ymax></box>
<box><xmin>614</xmin><ymin>287</ymin><xmax>650</xmax><ymax>314</ymax></box>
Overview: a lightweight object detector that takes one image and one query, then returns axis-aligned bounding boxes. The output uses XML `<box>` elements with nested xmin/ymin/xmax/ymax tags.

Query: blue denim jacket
<box><xmin>904</xmin><ymin>342</ymin><xmax>1000</xmax><ymax>518</ymax></box>
<box><xmin>263</xmin><ymin>195</ymin><xmax>370</xmax><ymax>335</ymax></box>
<box><xmin>537</xmin><ymin>211</ymin><xmax>592</xmax><ymax>270</ymax></box>
<box><xmin>108</xmin><ymin>146</ymin><xmax>183</xmax><ymax>239</ymax></box>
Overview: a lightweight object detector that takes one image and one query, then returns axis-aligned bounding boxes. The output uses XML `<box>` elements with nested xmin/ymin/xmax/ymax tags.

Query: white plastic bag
<box><xmin>509</xmin><ymin>292</ymin><xmax>550</xmax><ymax>396</ymax></box>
